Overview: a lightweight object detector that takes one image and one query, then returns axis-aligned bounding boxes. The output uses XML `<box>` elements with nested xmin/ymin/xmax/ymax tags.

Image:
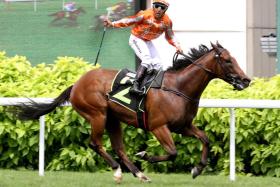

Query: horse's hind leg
<box><xmin>180</xmin><ymin>124</ymin><xmax>209</xmax><ymax>179</ymax></box>
<box><xmin>136</xmin><ymin>125</ymin><xmax>177</xmax><ymax>163</ymax></box>
<box><xmin>106</xmin><ymin>116</ymin><xmax>151</xmax><ymax>183</ymax></box>
<box><xmin>74</xmin><ymin>108</ymin><xmax>121</xmax><ymax>174</ymax></box>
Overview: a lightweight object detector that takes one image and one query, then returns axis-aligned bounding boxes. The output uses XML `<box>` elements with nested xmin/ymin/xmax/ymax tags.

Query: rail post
<box><xmin>229</xmin><ymin>108</ymin><xmax>236</xmax><ymax>181</ymax></box>
<box><xmin>39</xmin><ymin>115</ymin><xmax>45</xmax><ymax>176</ymax></box>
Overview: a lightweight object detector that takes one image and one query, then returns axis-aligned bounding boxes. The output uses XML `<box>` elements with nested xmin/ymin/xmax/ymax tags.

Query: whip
<box><xmin>94</xmin><ymin>10</ymin><xmax>111</xmax><ymax>66</ymax></box>
<box><xmin>94</xmin><ymin>26</ymin><xmax>107</xmax><ymax>66</ymax></box>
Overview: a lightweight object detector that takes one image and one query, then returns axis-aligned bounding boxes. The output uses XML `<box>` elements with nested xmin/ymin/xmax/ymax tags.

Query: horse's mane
<box><xmin>166</xmin><ymin>44</ymin><xmax>211</xmax><ymax>72</ymax></box>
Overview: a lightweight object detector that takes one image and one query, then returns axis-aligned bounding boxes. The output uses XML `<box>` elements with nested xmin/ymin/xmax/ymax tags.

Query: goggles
<box><xmin>153</xmin><ymin>3</ymin><xmax>167</xmax><ymax>10</ymax></box>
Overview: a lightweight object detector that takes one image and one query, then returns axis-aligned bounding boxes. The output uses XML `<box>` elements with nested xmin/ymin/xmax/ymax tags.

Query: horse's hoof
<box><xmin>113</xmin><ymin>175</ymin><xmax>122</xmax><ymax>184</ymax></box>
<box><xmin>113</xmin><ymin>166</ymin><xmax>122</xmax><ymax>184</ymax></box>
<box><xmin>136</xmin><ymin>172</ymin><xmax>151</xmax><ymax>183</ymax></box>
<box><xmin>191</xmin><ymin>166</ymin><xmax>201</xmax><ymax>179</ymax></box>
<box><xmin>140</xmin><ymin>176</ymin><xmax>151</xmax><ymax>183</ymax></box>
<box><xmin>135</xmin><ymin>151</ymin><xmax>147</xmax><ymax>158</ymax></box>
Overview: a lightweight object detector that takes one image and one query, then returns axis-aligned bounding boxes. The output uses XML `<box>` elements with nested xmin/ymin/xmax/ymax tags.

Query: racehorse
<box><xmin>108</xmin><ymin>2</ymin><xmax>128</xmax><ymax>18</ymax></box>
<box><xmin>49</xmin><ymin>7</ymin><xmax>86</xmax><ymax>26</ymax></box>
<box><xmin>12</xmin><ymin>42</ymin><xmax>250</xmax><ymax>183</ymax></box>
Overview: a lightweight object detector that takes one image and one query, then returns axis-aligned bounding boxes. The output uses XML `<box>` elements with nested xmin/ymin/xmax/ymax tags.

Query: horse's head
<box><xmin>210</xmin><ymin>42</ymin><xmax>251</xmax><ymax>90</ymax></box>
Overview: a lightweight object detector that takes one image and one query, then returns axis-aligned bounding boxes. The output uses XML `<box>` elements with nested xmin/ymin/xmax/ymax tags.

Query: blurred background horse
<box><xmin>91</xmin><ymin>2</ymin><xmax>132</xmax><ymax>31</ymax></box>
<box><xmin>49</xmin><ymin>7</ymin><xmax>86</xmax><ymax>27</ymax></box>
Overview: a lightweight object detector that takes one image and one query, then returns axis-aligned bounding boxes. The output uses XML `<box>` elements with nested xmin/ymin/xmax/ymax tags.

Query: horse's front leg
<box><xmin>106</xmin><ymin>117</ymin><xmax>151</xmax><ymax>183</ymax></box>
<box><xmin>136</xmin><ymin>125</ymin><xmax>178</xmax><ymax>163</ymax></box>
<box><xmin>180</xmin><ymin>124</ymin><xmax>209</xmax><ymax>179</ymax></box>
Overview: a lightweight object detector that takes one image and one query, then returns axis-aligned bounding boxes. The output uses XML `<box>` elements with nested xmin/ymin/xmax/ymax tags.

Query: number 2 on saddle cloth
<box><xmin>107</xmin><ymin>68</ymin><xmax>164</xmax><ymax>130</ymax></box>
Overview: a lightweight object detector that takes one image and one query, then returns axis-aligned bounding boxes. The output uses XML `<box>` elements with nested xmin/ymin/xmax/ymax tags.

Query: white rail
<box><xmin>201</xmin><ymin>99</ymin><xmax>280</xmax><ymax>180</ymax></box>
<box><xmin>1</xmin><ymin>98</ymin><xmax>280</xmax><ymax>180</ymax></box>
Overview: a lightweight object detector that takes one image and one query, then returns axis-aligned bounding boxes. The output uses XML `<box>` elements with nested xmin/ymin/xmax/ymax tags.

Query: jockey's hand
<box><xmin>104</xmin><ymin>19</ymin><xmax>113</xmax><ymax>27</ymax></box>
<box><xmin>176</xmin><ymin>46</ymin><xmax>183</xmax><ymax>54</ymax></box>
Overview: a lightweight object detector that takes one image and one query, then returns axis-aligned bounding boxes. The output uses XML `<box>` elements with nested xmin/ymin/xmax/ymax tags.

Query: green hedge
<box><xmin>0</xmin><ymin>52</ymin><xmax>280</xmax><ymax>176</ymax></box>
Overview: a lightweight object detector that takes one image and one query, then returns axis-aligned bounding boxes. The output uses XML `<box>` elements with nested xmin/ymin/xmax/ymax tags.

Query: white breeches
<box><xmin>129</xmin><ymin>34</ymin><xmax>162</xmax><ymax>72</ymax></box>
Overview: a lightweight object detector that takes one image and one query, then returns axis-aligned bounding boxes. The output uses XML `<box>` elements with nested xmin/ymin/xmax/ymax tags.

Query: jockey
<box><xmin>64</xmin><ymin>2</ymin><xmax>76</xmax><ymax>12</ymax></box>
<box><xmin>104</xmin><ymin>0</ymin><xmax>183</xmax><ymax>95</ymax></box>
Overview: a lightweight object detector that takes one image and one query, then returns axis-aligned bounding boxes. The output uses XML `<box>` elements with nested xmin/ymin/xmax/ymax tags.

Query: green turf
<box><xmin>0</xmin><ymin>170</ymin><xmax>280</xmax><ymax>187</ymax></box>
<box><xmin>0</xmin><ymin>0</ymin><xmax>135</xmax><ymax>69</ymax></box>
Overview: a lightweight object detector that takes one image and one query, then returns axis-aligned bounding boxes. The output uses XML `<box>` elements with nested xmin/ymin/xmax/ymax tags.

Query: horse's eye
<box><xmin>225</xmin><ymin>60</ymin><xmax>232</xmax><ymax>64</ymax></box>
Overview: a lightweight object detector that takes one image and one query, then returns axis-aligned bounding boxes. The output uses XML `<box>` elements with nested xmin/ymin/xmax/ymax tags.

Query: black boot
<box><xmin>130</xmin><ymin>65</ymin><xmax>147</xmax><ymax>95</ymax></box>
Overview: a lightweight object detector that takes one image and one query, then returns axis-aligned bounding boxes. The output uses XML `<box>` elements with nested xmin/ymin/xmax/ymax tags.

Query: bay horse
<box><xmin>13</xmin><ymin>42</ymin><xmax>250</xmax><ymax>183</ymax></box>
<box><xmin>49</xmin><ymin>7</ymin><xmax>86</xmax><ymax>25</ymax></box>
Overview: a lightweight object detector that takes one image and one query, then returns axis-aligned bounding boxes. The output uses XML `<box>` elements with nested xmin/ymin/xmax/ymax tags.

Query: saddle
<box><xmin>107</xmin><ymin>68</ymin><xmax>164</xmax><ymax>130</ymax></box>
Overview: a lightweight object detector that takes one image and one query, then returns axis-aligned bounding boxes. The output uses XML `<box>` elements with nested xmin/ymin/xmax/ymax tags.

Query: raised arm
<box><xmin>165</xmin><ymin>21</ymin><xmax>183</xmax><ymax>53</ymax></box>
<box><xmin>104</xmin><ymin>11</ymin><xmax>144</xmax><ymax>28</ymax></box>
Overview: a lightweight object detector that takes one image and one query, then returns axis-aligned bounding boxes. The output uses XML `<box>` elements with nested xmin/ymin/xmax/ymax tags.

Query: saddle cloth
<box><xmin>108</xmin><ymin>68</ymin><xmax>164</xmax><ymax>112</ymax></box>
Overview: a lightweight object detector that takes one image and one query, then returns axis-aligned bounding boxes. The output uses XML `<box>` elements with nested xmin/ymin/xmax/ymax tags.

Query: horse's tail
<box><xmin>13</xmin><ymin>85</ymin><xmax>73</xmax><ymax>120</ymax></box>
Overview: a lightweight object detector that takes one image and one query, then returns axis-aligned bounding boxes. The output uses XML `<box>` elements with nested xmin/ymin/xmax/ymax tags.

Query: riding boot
<box><xmin>130</xmin><ymin>65</ymin><xmax>147</xmax><ymax>95</ymax></box>
<box><xmin>148</xmin><ymin>69</ymin><xmax>159</xmax><ymax>76</ymax></box>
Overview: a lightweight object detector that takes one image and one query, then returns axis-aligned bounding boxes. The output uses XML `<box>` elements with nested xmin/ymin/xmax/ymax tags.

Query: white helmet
<box><xmin>153</xmin><ymin>0</ymin><xmax>169</xmax><ymax>7</ymax></box>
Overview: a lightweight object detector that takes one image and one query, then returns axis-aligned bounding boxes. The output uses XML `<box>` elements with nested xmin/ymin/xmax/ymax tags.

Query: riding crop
<box><xmin>94</xmin><ymin>27</ymin><xmax>106</xmax><ymax>66</ymax></box>
<box><xmin>94</xmin><ymin>11</ymin><xmax>111</xmax><ymax>66</ymax></box>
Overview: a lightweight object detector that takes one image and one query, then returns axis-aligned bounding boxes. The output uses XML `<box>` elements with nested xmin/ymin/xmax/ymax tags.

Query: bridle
<box><xmin>172</xmin><ymin>48</ymin><xmax>230</xmax><ymax>80</ymax></box>
<box><xmin>164</xmin><ymin>48</ymin><xmax>234</xmax><ymax>103</ymax></box>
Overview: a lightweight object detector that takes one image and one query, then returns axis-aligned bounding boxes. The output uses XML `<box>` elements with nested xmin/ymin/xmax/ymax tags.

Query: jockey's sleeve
<box><xmin>112</xmin><ymin>13</ymin><xmax>144</xmax><ymax>28</ymax></box>
<box><xmin>165</xmin><ymin>20</ymin><xmax>181</xmax><ymax>49</ymax></box>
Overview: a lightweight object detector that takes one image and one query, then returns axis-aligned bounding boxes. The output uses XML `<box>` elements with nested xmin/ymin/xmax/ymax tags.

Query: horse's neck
<box><xmin>73</xmin><ymin>8</ymin><xmax>80</xmax><ymax>13</ymax></box>
<box><xmin>177</xmin><ymin>54</ymin><xmax>216</xmax><ymax>99</ymax></box>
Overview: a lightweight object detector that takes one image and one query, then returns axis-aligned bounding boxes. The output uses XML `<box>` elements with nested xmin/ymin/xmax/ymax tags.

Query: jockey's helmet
<box><xmin>152</xmin><ymin>0</ymin><xmax>169</xmax><ymax>7</ymax></box>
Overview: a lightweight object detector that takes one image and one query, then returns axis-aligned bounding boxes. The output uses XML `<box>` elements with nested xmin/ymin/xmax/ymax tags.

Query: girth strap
<box><xmin>162</xmin><ymin>87</ymin><xmax>199</xmax><ymax>104</ymax></box>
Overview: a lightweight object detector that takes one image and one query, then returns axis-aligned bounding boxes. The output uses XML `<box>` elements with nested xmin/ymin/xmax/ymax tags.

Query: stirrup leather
<box><xmin>130</xmin><ymin>81</ymin><xmax>144</xmax><ymax>95</ymax></box>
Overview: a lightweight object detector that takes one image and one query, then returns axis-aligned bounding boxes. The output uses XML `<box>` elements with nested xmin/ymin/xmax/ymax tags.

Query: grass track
<box><xmin>0</xmin><ymin>170</ymin><xmax>280</xmax><ymax>187</ymax></box>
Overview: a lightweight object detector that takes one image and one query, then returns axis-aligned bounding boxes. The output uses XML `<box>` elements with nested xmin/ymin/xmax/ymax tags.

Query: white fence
<box><xmin>1</xmin><ymin>98</ymin><xmax>280</xmax><ymax>181</ymax></box>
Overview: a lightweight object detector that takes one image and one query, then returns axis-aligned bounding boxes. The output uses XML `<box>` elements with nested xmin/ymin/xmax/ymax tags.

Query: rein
<box><xmin>162</xmin><ymin>50</ymin><xmax>226</xmax><ymax>103</ymax></box>
<box><xmin>174</xmin><ymin>50</ymin><xmax>231</xmax><ymax>80</ymax></box>
<box><xmin>173</xmin><ymin>52</ymin><xmax>216</xmax><ymax>76</ymax></box>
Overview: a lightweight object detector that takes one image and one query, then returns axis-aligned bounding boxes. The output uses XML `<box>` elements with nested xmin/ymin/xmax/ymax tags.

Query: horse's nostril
<box><xmin>243</xmin><ymin>78</ymin><xmax>251</xmax><ymax>85</ymax></box>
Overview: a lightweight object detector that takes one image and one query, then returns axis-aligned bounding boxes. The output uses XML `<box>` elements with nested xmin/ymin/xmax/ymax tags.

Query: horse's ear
<box><xmin>211</xmin><ymin>42</ymin><xmax>217</xmax><ymax>50</ymax></box>
<box><xmin>216</xmin><ymin>41</ymin><xmax>223</xmax><ymax>48</ymax></box>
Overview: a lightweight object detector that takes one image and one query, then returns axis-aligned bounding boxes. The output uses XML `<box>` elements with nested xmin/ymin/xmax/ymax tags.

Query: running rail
<box><xmin>1</xmin><ymin>98</ymin><xmax>280</xmax><ymax>181</ymax></box>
